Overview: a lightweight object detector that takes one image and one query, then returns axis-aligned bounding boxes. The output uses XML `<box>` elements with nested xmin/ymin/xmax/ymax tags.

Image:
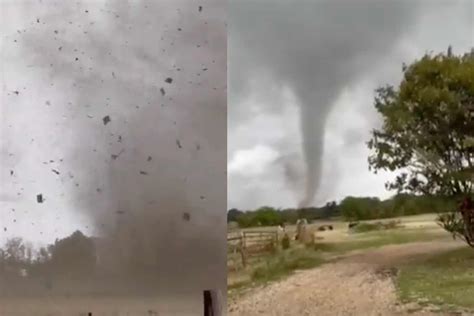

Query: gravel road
<box><xmin>228</xmin><ymin>241</ymin><xmax>467</xmax><ymax>316</ymax></box>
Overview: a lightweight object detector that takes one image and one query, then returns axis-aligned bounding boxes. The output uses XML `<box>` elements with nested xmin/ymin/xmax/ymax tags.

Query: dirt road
<box><xmin>0</xmin><ymin>296</ymin><xmax>202</xmax><ymax>316</ymax></box>
<box><xmin>228</xmin><ymin>241</ymin><xmax>467</xmax><ymax>316</ymax></box>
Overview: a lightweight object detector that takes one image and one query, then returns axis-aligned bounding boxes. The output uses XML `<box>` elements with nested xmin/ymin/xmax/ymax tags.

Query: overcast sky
<box><xmin>228</xmin><ymin>0</ymin><xmax>473</xmax><ymax>210</ymax></box>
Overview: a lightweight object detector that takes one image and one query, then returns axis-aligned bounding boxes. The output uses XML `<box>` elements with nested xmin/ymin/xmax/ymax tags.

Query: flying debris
<box><xmin>36</xmin><ymin>194</ymin><xmax>44</xmax><ymax>203</ymax></box>
<box><xmin>147</xmin><ymin>156</ymin><xmax>152</xmax><ymax>161</ymax></box>
<box><xmin>183</xmin><ymin>212</ymin><xmax>191</xmax><ymax>221</ymax></box>
<box><xmin>51</xmin><ymin>169</ymin><xmax>60</xmax><ymax>175</ymax></box>
<box><xmin>160</xmin><ymin>88</ymin><xmax>165</xmax><ymax>96</ymax></box>
<box><xmin>165</xmin><ymin>77</ymin><xmax>173</xmax><ymax>84</ymax></box>
<box><xmin>111</xmin><ymin>149</ymin><xmax>124</xmax><ymax>160</ymax></box>
<box><xmin>176</xmin><ymin>139</ymin><xmax>182</xmax><ymax>149</ymax></box>
<box><xmin>10</xmin><ymin>170</ymin><xmax>14</xmax><ymax>176</ymax></box>
<box><xmin>139</xmin><ymin>171</ymin><xmax>148</xmax><ymax>175</ymax></box>
<box><xmin>199</xmin><ymin>6</ymin><xmax>202</xmax><ymax>12</ymax></box>
<box><xmin>103</xmin><ymin>115</ymin><xmax>111</xmax><ymax>125</ymax></box>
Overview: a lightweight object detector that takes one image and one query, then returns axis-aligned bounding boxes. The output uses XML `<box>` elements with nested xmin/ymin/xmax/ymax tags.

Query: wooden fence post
<box><xmin>204</xmin><ymin>290</ymin><xmax>222</xmax><ymax>316</ymax></box>
<box><xmin>240</xmin><ymin>246</ymin><xmax>247</xmax><ymax>268</ymax></box>
<box><xmin>239</xmin><ymin>233</ymin><xmax>247</xmax><ymax>268</ymax></box>
<box><xmin>228</xmin><ymin>230</ymin><xmax>283</xmax><ymax>269</ymax></box>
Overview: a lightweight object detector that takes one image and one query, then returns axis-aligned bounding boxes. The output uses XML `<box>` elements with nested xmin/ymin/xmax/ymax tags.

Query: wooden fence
<box><xmin>227</xmin><ymin>230</ymin><xmax>279</xmax><ymax>269</ymax></box>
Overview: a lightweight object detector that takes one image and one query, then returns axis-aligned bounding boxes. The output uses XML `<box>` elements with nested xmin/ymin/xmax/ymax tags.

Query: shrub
<box><xmin>311</xmin><ymin>242</ymin><xmax>336</xmax><ymax>252</ymax></box>
<box><xmin>281</xmin><ymin>234</ymin><xmax>290</xmax><ymax>250</ymax></box>
<box><xmin>352</xmin><ymin>222</ymin><xmax>382</xmax><ymax>233</ymax></box>
<box><xmin>352</xmin><ymin>220</ymin><xmax>402</xmax><ymax>233</ymax></box>
<box><xmin>250</xmin><ymin>250</ymin><xmax>324</xmax><ymax>283</ymax></box>
<box><xmin>383</xmin><ymin>220</ymin><xmax>401</xmax><ymax>229</ymax></box>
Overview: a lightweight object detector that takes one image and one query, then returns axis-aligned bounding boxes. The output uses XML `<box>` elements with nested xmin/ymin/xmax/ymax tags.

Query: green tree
<box><xmin>367</xmin><ymin>47</ymin><xmax>474</xmax><ymax>245</ymax></box>
<box><xmin>49</xmin><ymin>230</ymin><xmax>96</xmax><ymax>274</ymax></box>
<box><xmin>340</xmin><ymin>196</ymin><xmax>381</xmax><ymax>220</ymax></box>
<box><xmin>236</xmin><ymin>212</ymin><xmax>253</xmax><ymax>228</ymax></box>
<box><xmin>253</xmin><ymin>206</ymin><xmax>283</xmax><ymax>226</ymax></box>
<box><xmin>3</xmin><ymin>237</ymin><xmax>26</xmax><ymax>266</ymax></box>
<box><xmin>281</xmin><ymin>208</ymin><xmax>298</xmax><ymax>224</ymax></box>
<box><xmin>227</xmin><ymin>208</ymin><xmax>244</xmax><ymax>222</ymax></box>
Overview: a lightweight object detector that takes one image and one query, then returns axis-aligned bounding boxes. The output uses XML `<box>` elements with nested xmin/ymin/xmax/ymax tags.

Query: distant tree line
<box><xmin>228</xmin><ymin>194</ymin><xmax>457</xmax><ymax>228</ymax></box>
<box><xmin>0</xmin><ymin>230</ymin><xmax>96</xmax><ymax>277</ymax></box>
<box><xmin>227</xmin><ymin>201</ymin><xmax>340</xmax><ymax>228</ymax></box>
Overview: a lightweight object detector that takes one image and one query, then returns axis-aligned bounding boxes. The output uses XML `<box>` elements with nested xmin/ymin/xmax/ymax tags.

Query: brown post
<box><xmin>204</xmin><ymin>290</ymin><xmax>222</xmax><ymax>316</ymax></box>
<box><xmin>239</xmin><ymin>235</ymin><xmax>247</xmax><ymax>269</ymax></box>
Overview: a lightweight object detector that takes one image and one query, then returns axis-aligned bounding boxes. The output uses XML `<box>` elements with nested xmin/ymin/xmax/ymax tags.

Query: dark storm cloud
<box><xmin>229</xmin><ymin>0</ymin><xmax>424</xmax><ymax>207</ymax></box>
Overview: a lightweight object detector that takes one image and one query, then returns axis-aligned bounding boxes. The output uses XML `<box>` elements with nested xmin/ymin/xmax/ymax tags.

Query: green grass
<box><xmin>351</xmin><ymin>220</ymin><xmax>402</xmax><ymax>233</ymax></box>
<box><xmin>234</xmin><ymin>229</ymin><xmax>444</xmax><ymax>287</ymax></box>
<box><xmin>311</xmin><ymin>229</ymin><xmax>448</xmax><ymax>254</ymax></box>
<box><xmin>228</xmin><ymin>225</ymin><xmax>451</xmax><ymax>297</ymax></box>
<box><xmin>397</xmin><ymin>247</ymin><xmax>474</xmax><ymax>311</ymax></box>
<box><xmin>251</xmin><ymin>247</ymin><xmax>325</xmax><ymax>283</ymax></box>
<box><xmin>227</xmin><ymin>279</ymin><xmax>250</xmax><ymax>291</ymax></box>
<box><xmin>227</xmin><ymin>247</ymin><xmax>325</xmax><ymax>298</ymax></box>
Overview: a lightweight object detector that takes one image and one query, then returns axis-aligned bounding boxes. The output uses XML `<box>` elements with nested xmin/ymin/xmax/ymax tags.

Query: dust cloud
<box><xmin>1</xmin><ymin>0</ymin><xmax>226</xmax><ymax>304</ymax></box>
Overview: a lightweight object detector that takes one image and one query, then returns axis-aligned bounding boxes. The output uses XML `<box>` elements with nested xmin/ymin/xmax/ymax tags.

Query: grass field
<box><xmin>397</xmin><ymin>246</ymin><xmax>474</xmax><ymax>312</ymax></box>
<box><xmin>311</xmin><ymin>228</ymin><xmax>448</xmax><ymax>253</ymax></box>
<box><xmin>228</xmin><ymin>246</ymin><xmax>326</xmax><ymax>292</ymax></box>
<box><xmin>227</xmin><ymin>213</ymin><xmax>450</xmax><ymax>296</ymax></box>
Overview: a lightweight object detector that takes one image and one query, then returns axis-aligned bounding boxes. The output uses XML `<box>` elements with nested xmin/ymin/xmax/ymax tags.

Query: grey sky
<box><xmin>228</xmin><ymin>0</ymin><xmax>473</xmax><ymax>210</ymax></box>
<box><xmin>1</xmin><ymin>0</ymin><xmax>226</xmax><ymax>293</ymax></box>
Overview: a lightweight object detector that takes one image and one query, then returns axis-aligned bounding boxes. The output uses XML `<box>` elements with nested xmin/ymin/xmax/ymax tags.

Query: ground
<box><xmin>228</xmin><ymin>241</ymin><xmax>467</xmax><ymax>316</ymax></box>
<box><xmin>228</xmin><ymin>214</ymin><xmax>474</xmax><ymax>316</ymax></box>
<box><xmin>0</xmin><ymin>295</ymin><xmax>203</xmax><ymax>316</ymax></box>
<box><xmin>0</xmin><ymin>274</ymin><xmax>208</xmax><ymax>316</ymax></box>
